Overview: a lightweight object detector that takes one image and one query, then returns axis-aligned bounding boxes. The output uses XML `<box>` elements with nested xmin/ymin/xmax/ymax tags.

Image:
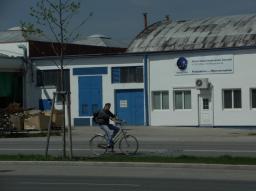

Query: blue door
<box><xmin>79</xmin><ymin>76</ymin><xmax>102</xmax><ymax>116</ymax></box>
<box><xmin>115</xmin><ymin>89</ymin><xmax>144</xmax><ymax>125</ymax></box>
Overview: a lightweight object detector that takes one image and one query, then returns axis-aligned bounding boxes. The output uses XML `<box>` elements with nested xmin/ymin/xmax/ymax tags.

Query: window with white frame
<box><xmin>152</xmin><ymin>91</ymin><xmax>169</xmax><ymax>110</ymax></box>
<box><xmin>174</xmin><ymin>90</ymin><xmax>191</xmax><ymax>110</ymax></box>
<box><xmin>223</xmin><ymin>89</ymin><xmax>241</xmax><ymax>109</ymax></box>
<box><xmin>251</xmin><ymin>89</ymin><xmax>256</xmax><ymax>109</ymax></box>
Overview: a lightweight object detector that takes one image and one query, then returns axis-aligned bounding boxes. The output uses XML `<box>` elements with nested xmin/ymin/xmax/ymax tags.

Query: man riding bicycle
<box><xmin>94</xmin><ymin>103</ymin><xmax>120</xmax><ymax>148</ymax></box>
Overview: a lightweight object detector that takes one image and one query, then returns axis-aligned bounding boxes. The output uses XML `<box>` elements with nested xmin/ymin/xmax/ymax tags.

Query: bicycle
<box><xmin>89</xmin><ymin>119</ymin><xmax>139</xmax><ymax>156</ymax></box>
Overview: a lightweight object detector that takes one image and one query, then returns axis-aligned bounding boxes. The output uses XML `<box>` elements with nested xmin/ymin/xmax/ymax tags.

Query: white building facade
<box><xmin>147</xmin><ymin>49</ymin><xmax>256</xmax><ymax>127</ymax></box>
<box><xmin>30</xmin><ymin>55</ymin><xmax>145</xmax><ymax>126</ymax></box>
<box><xmin>26</xmin><ymin>14</ymin><xmax>256</xmax><ymax>127</ymax></box>
<box><xmin>29</xmin><ymin>48</ymin><xmax>256</xmax><ymax>128</ymax></box>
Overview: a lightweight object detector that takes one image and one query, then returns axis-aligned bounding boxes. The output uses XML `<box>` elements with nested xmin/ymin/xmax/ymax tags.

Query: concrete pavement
<box><xmin>72</xmin><ymin>125</ymin><xmax>256</xmax><ymax>142</ymax></box>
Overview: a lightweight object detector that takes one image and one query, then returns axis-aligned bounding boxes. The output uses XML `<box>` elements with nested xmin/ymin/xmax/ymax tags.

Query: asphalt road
<box><xmin>1</xmin><ymin>126</ymin><xmax>256</xmax><ymax>157</ymax></box>
<box><xmin>1</xmin><ymin>138</ymin><xmax>256</xmax><ymax>157</ymax></box>
<box><xmin>1</xmin><ymin>162</ymin><xmax>256</xmax><ymax>191</ymax></box>
<box><xmin>2</xmin><ymin>175</ymin><xmax>256</xmax><ymax>191</ymax></box>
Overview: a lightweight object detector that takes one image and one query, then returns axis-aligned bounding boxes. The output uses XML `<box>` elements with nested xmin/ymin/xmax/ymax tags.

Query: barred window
<box><xmin>36</xmin><ymin>69</ymin><xmax>70</xmax><ymax>91</ymax></box>
<box><xmin>112</xmin><ymin>66</ymin><xmax>143</xmax><ymax>83</ymax></box>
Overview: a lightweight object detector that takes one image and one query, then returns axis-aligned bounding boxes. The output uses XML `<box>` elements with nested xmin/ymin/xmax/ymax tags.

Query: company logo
<box><xmin>177</xmin><ymin>57</ymin><xmax>188</xmax><ymax>70</ymax></box>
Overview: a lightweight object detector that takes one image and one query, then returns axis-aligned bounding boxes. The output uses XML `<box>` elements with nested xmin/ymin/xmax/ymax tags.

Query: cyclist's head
<box><xmin>104</xmin><ymin>103</ymin><xmax>111</xmax><ymax>110</ymax></box>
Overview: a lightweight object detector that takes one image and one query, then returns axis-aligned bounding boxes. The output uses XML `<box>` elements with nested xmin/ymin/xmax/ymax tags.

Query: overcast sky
<box><xmin>0</xmin><ymin>0</ymin><xmax>256</xmax><ymax>43</ymax></box>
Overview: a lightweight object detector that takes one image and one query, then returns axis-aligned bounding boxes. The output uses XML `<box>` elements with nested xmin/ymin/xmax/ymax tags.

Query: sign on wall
<box><xmin>120</xmin><ymin>100</ymin><xmax>128</xmax><ymax>108</ymax></box>
<box><xmin>176</xmin><ymin>55</ymin><xmax>234</xmax><ymax>75</ymax></box>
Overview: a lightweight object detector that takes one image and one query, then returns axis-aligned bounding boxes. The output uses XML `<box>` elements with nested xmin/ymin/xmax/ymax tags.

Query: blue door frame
<box><xmin>115</xmin><ymin>89</ymin><xmax>144</xmax><ymax>125</ymax></box>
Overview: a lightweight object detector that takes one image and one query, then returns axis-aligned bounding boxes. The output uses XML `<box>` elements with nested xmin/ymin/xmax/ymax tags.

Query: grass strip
<box><xmin>0</xmin><ymin>154</ymin><xmax>256</xmax><ymax>165</ymax></box>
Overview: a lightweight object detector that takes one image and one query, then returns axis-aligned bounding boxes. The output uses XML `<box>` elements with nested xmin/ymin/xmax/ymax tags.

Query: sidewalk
<box><xmin>69</xmin><ymin>126</ymin><xmax>256</xmax><ymax>157</ymax></box>
<box><xmin>1</xmin><ymin>126</ymin><xmax>256</xmax><ymax>157</ymax></box>
<box><xmin>72</xmin><ymin>125</ymin><xmax>256</xmax><ymax>142</ymax></box>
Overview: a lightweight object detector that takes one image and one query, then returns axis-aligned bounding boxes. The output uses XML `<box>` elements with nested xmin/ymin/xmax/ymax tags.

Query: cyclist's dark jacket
<box><xmin>96</xmin><ymin>109</ymin><xmax>115</xmax><ymax>125</ymax></box>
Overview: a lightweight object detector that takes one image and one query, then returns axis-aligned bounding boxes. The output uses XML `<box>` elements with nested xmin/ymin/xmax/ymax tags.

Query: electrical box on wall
<box><xmin>195</xmin><ymin>78</ymin><xmax>209</xmax><ymax>89</ymax></box>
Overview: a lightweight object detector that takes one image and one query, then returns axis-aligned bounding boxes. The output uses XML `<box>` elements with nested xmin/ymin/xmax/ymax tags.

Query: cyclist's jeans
<box><xmin>99</xmin><ymin>124</ymin><xmax>120</xmax><ymax>145</ymax></box>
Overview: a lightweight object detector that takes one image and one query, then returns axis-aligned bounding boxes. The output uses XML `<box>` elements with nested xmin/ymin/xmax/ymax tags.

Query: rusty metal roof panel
<box><xmin>127</xmin><ymin>14</ymin><xmax>256</xmax><ymax>52</ymax></box>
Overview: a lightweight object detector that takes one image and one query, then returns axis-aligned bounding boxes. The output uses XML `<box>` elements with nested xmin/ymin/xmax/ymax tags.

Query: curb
<box><xmin>1</xmin><ymin>160</ymin><xmax>256</xmax><ymax>170</ymax></box>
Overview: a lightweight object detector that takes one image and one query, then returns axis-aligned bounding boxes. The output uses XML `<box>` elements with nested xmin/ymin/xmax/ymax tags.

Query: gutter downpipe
<box><xmin>18</xmin><ymin>44</ymin><xmax>28</xmax><ymax>108</ymax></box>
<box><xmin>144</xmin><ymin>54</ymin><xmax>149</xmax><ymax>126</ymax></box>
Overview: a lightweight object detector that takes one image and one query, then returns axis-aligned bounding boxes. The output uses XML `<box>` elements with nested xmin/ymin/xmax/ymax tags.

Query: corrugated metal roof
<box><xmin>0</xmin><ymin>27</ymin><xmax>51</xmax><ymax>43</ymax></box>
<box><xmin>0</xmin><ymin>53</ymin><xmax>9</xmax><ymax>57</ymax></box>
<box><xmin>74</xmin><ymin>34</ymin><xmax>127</xmax><ymax>48</ymax></box>
<box><xmin>127</xmin><ymin>14</ymin><xmax>256</xmax><ymax>52</ymax></box>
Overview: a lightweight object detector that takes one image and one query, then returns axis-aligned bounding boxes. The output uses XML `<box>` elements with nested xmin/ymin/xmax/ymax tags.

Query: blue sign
<box><xmin>177</xmin><ymin>57</ymin><xmax>188</xmax><ymax>70</ymax></box>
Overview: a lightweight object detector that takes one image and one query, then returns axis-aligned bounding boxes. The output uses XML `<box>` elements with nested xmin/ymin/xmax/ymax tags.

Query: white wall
<box><xmin>0</xmin><ymin>42</ymin><xmax>29</xmax><ymax>57</ymax></box>
<box><xmin>29</xmin><ymin>49</ymin><xmax>256</xmax><ymax>127</ymax></box>
<box><xmin>149</xmin><ymin>49</ymin><xmax>256</xmax><ymax>126</ymax></box>
<box><xmin>30</xmin><ymin>55</ymin><xmax>144</xmax><ymax>126</ymax></box>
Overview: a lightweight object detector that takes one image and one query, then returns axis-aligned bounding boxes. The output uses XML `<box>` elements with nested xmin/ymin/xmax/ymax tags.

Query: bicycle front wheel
<box><xmin>119</xmin><ymin>135</ymin><xmax>139</xmax><ymax>155</ymax></box>
<box><xmin>89</xmin><ymin>135</ymin><xmax>107</xmax><ymax>156</ymax></box>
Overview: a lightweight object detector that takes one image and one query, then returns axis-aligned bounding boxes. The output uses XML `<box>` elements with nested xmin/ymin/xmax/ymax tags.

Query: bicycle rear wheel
<box><xmin>89</xmin><ymin>135</ymin><xmax>107</xmax><ymax>156</ymax></box>
<box><xmin>119</xmin><ymin>135</ymin><xmax>139</xmax><ymax>155</ymax></box>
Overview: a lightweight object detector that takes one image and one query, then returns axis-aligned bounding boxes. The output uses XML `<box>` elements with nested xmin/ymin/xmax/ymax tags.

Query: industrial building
<box><xmin>0</xmin><ymin>27</ymin><xmax>126</xmax><ymax>110</ymax></box>
<box><xmin>127</xmin><ymin>14</ymin><xmax>256</xmax><ymax>127</ymax></box>
<box><xmin>3</xmin><ymin>14</ymin><xmax>256</xmax><ymax>127</ymax></box>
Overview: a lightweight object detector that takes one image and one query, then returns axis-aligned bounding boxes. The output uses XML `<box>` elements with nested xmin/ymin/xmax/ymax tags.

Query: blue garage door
<box><xmin>79</xmin><ymin>76</ymin><xmax>102</xmax><ymax>116</ymax></box>
<box><xmin>115</xmin><ymin>89</ymin><xmax>144</xmax><ymax>125</ymax></box>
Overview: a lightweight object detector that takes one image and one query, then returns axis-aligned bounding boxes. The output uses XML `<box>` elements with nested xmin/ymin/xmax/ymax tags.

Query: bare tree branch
<box><xmin>68</xmin><ymin>12</ymin><xmax>93</xmax><ymax>41</ymax></box>
<box><xmin>45</xmin><ymin>0</ymin><xmax>59</xmax><ymax>12</ymax></box>
<box><xmin>45</xmin><ymin>16</ymin><xmax>61</xmax><ymax>43</ymax></box>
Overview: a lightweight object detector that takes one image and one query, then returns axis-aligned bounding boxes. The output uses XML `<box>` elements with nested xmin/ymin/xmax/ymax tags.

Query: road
<box><xmin>1</xmin><ymin>162</ymin><xmax>256</xmax><ymax>191</ymax></box>
<box><xmin>2</xmin><ymin>176</ymin><xmax>256</xmax><ymax>191</ymax></box>
<box><xmin>1</xmin><ymin>126</ymin><xmax>256</xmax><ymax>156</ymax></box>
<box><xmin>0</xmin><ymin>137</ymin><xmax>256</xmax><ymax>157</ymax></box>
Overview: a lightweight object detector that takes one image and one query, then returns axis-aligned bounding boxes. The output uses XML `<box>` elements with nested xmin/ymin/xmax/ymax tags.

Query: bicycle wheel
<box><xmin>89</xmin><ymin>135</ymin><xmax>107</xmax><ymax>156</ymax></box>
<box><xmin>119</xmin><ymin>135</ymin><xmax>139</xmax><ymax>155</ymax></box>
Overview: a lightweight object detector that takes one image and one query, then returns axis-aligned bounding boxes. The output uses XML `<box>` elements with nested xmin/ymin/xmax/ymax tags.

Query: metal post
<box><xmin>62</xmin><ymin>92</ymin><xmax>66</xmax><ymax>158</ymax></box>
<box><xmin>67</xmin><ymin>92</ymin><xmax>73</xmax><ymax>159</ymax></box>
<box><xmin>45</xmin><ymin>92</ymin><xmax>56</xmax><ymax>159</ymax></box>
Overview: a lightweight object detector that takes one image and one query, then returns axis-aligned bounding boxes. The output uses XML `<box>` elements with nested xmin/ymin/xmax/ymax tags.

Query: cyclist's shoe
<box><xmin>107</xmin><ymin>144</ymin><xmax>114</xmax><ymax>149</ymax></box>
<box><xmin>110</xmin><ymin>149</ymin><xmax>116</xmax><ymax>153</ymax></box>
<box><xmin>107</xmin><ymin>144</ymin><xmax>115</xmax><ymax>153</ymax></box>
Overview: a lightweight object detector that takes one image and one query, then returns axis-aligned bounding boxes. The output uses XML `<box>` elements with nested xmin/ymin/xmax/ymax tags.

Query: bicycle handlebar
<box><xmin>115</xmin><ymin>119</ymin><xmax>127</xmax><ymax>125</ymax></box>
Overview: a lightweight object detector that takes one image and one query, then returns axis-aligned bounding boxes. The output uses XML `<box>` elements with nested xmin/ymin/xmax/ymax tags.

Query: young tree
<box><xmin>21</xmin><ymin>0</ymin><xmax>92</xmax><ymax>159</ymax></box>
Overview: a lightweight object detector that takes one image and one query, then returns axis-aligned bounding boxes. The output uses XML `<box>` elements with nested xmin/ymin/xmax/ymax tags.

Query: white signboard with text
<box><xmin>176</xmin><ymin>55</ymin><xmax>234</xmax><ymax>75</ymax></box>
<box><xmin>120</xmin><ymin>100</ymin><xmax>128</xmax><ymax>108</ymax></box>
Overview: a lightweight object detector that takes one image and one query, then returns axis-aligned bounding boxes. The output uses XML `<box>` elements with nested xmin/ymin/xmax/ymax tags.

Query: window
<box><xmin>152</xmin><ymin>91</ymin><xmax>169</xmax><ymax>110</ymax></box>
<box><xmin>174</xmin><ymin>90</ymin><xmax>191</xmax><ymax>110</ymax></box>
<box><xmin>251</xmin><ymin>89</ymin><xmax>256</xmax><ymax>109</ymax></box>
<box><xmin>223</xmin><ymin>89</ymin><xmax>241</xmax><ymax>109</ymax></box>
<box><xmin>112</xmin><ymin>66</ymin><xmax>143</xmax><ymax>83</ymax></box>
<box><xmin>37</xmin><ymin>69</ymin><xmax>70</xmax><ymax>91</ymax></box>
<box><xmin>203</xmin><ymin>98</ymin><xmax>209</xmax><ymax>110</ymax></box>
